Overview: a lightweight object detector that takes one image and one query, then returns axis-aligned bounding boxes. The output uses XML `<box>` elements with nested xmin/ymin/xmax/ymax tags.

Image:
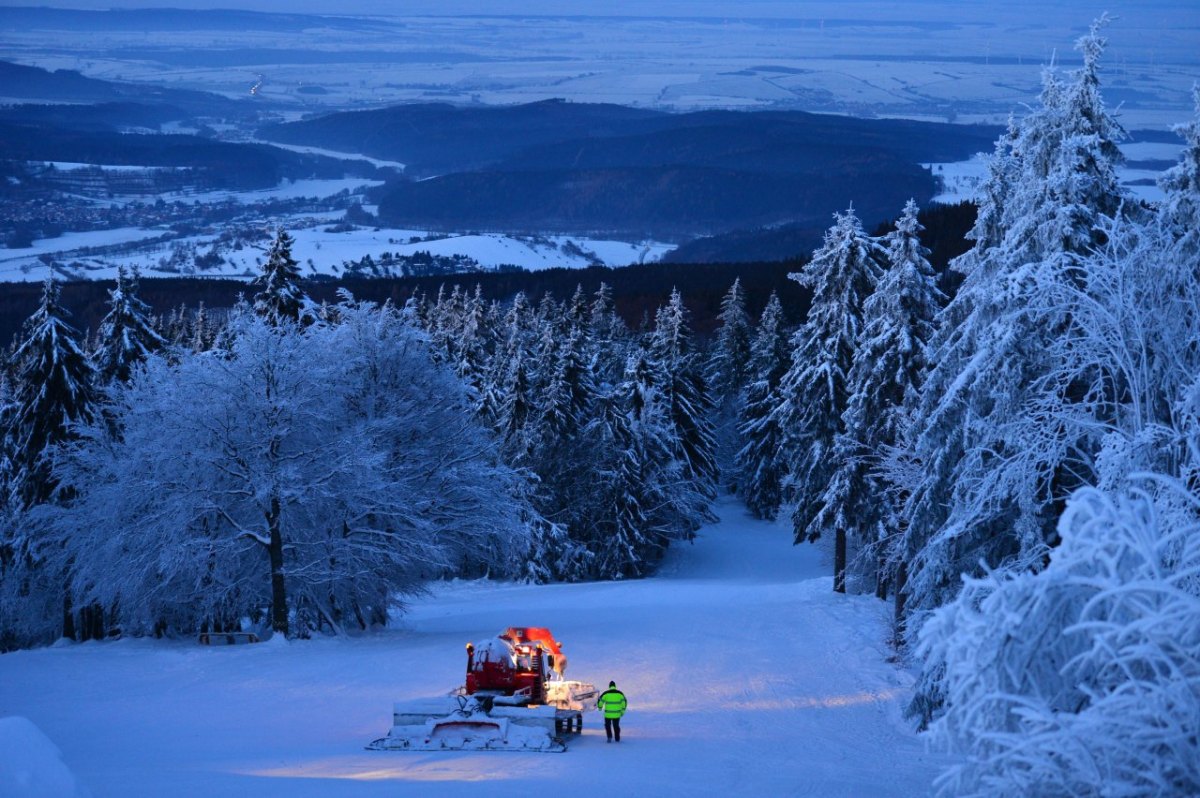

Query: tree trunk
<box><xmin>893</xmin><ymin>561</ymin><xmax>908</xmax><ymax>647</ymax></box>
<box><xmin>267</xmin><ymin>496</ymin><xmax>289</xmax><ymax>636</ymax></box>
<box><xmin>62</xmin><ymin>592</ymin><xmax>76</xmax><ymax>640</ymax></box>
<box><xmin>80</xmin><ymin>603</ymin><xmax>104</xmax><ymax>641</ymax></box>
<box><xmin>875</xmin><ymin>553</ymin><xmax>889</xmax><ymax>600</ymax></box>
<box><xmin>833</xmin><ymin>528</ymin><xmax>846</xmax><ymax>594</ymax></box>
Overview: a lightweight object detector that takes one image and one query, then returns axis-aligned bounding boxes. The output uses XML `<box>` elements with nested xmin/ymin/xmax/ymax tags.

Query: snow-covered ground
<box><xmin>0</xmin><ymin>496</ymin><xmax>943</xmax><ymax>797</ymax></box>
<box><xmin>249</xmin><ymin>141</ymin><xmax>407</xmax><ymax>172</ymax></box>
<box><xmin>0</xmin><ymin>717</ymin><xmax>89</xmax><ymax>798</ymax></box>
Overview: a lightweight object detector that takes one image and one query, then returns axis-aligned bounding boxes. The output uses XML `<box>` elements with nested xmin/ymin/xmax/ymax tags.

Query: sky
<box><xmin>32</xmin><ymin>1</ymin><xmax>1200</xmax><ymax>22</ymax></box>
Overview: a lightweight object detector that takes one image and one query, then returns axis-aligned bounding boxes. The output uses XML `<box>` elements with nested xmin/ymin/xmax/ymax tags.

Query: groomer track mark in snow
<box><xmin>0</xmin><ymin>496</ymin><xmax>945</xmax><ymax>797</ymax></box>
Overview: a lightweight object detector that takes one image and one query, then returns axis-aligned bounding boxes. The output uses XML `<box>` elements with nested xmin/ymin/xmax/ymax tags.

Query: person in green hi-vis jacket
<box><xmin>596</xmin><ymin>681</ymin><xmax>627</xmax><ymax>743</ymax></box>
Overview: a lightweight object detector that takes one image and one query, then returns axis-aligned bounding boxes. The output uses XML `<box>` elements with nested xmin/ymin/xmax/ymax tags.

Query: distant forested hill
<box><xmin>0</xmin><ymin>60</ymin><xmax>245</xmax><ymax>118</ymax></box>
<box><xmin>260</xmin><ymin>101</ymin><xmax>996</xmax><ymax>177</ymax></box>
<box><xmin>0</xmin><ymin>118</ymin><xmax>374</xmax><ymax>189</ymax></box>
<box><xmin>373</xmin><ymin>161</ymin><xmax>931</xmax><ymax>239</ymax></box>
<box><xmin>261</xmin><ymin>100</ymin><xmax>997</xmax><ymax>238</ymax></box>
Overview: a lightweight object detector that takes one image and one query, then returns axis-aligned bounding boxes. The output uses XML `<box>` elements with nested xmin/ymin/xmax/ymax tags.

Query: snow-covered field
<box><xmin>0</xmin><ymin>496</ymin><xmax>943</xmax><ymax>797</ymax></box>
<box><xmin>0</xmin><ymin>223</ymin><xmax>674</xmax><ymax>283</ymax></box>
<box><xmin>7</xmin><ymin>2</ymin><xmax>1197</xmax><ymax>129</ymax></box>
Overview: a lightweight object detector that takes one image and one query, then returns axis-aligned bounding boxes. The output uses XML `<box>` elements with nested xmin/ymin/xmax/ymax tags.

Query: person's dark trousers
<box><xmin>604</xmin><ymin>717</ymin><xmax>621</xmax><ymax>742</ymax></box>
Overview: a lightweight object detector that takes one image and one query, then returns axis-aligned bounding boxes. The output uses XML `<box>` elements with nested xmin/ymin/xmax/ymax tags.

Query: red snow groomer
<box><xmin>367</xmin><ymin>627</ymin><xmax>597</xmax><ymax>753</ymax></box>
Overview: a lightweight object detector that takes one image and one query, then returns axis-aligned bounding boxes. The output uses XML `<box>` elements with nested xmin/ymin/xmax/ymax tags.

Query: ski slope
<box><xmin>0</xmin><ymin>496</ymin><xmax>945</xmax><ymax>797</ymax></box>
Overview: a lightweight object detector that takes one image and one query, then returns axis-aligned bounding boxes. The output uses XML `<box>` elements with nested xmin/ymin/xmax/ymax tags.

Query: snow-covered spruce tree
<box><xmin>814</xmin><ymin>200</ymin><xmax>944</xmax><ymax>597</ymax></box>
<box><xmin>565</xmin><ymin>284</ymin><xmax>589</xmax><ymax>332</ymax></box>
<box><xmin>0</xmin><ymin>379</ymin><xmax>43</xmax><ymax>650</ymax></box>
<box><xmin>736</xmin><ymin>292</ymin><xmax>791</xmax><ymax>519</ymax></box>
<box><xmin>423</xmin><ymin>284</ymin><xmax>455</xmax><ymax>363</ymax></box>
<box><xmin>649</xmin><ymin>289</ymin><xmax>718</xmax><ymax>509</ymax></box>
<box><xmin>190</xmin><ymin>302</ymin><xmax>217</xmax><ymax>353</ymax></box>
<box><xmin>581</xmin><ymin>346</ymin><xmax>689</xmax><ymax>578</ymax></box>
<box><xmin>160</xmin><ymin>302</ymin><xmax>191</xmax><ymax>346</ymax></box>
<box><xmin>773</xmin><ymin>207</ymin><xmax>884</xmax><ymax>590</ymax></box>
<box><xmin>2</xmin><ymin>280</ymin><xmax>99</xmax><ymax>641</ymax></box>
<box><xmin>898</xmin><ymin>21</ymin><xmax>1129</xmax><ymax>632</ymax></box>
<box><xmin>918</xmin><ymin>483</ymin><xmax>1200</xmax><ymax>798</ymax></box>
<box><xmin>706</xmin><ymin>278</ymin><xmax>753</xmax><ymax>490</ymax></box>
<box><xmin>1159</xmin><ymin>84</ymin><xmax>1200</xmax><ymax>254</ymax></box>
<box><xmin>454</xmin><ymin>285</ymin><xmax>493</xmax><ymax>402</ymax></box>
<box><xmin>484</xmin><ymin>292</ymin><xmax>537</xmax><ymax>457</ymax></box>
<box><xmin>43</xmin><ymin>303</ymin><xmax>530</xmax><ymax>638</ymax></box>
<box><xmin>589</xmin><ymin>282</ymin><xmax>622</xmax><ymax>349</ymax></box>
<box><xmin>252</xmin><ymin>227</ymin><xmax>308</xmax><ymax>325</ymax></box>
<box><xmin>93</xmin><ymin>267</ymin><xmax>166</xmax><ymax>385</ymax></box>
<box><xmin>535</xmin><ymin>319</ymin><xmax>595</xmax><ymax>448</ymax></box>
<box><xmin>521</xmin><ymin>514</ymin><xmax>591</xmax><ymax>585</ymax></box>
<box><xmin>4</xmin><ymin>279</ymin><xmax>97</xmax><ymax>509</ymax></box>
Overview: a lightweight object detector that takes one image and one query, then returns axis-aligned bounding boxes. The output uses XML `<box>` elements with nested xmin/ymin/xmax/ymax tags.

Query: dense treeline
<box><xmin>0</xmin><ymin>261</ymin><xmax>804</xmax><ymax>350</ymax></box>
<box><xmin>0</xmin><ymin>200</ymin><xmax>977</xmax><ymax>352</ymax></box>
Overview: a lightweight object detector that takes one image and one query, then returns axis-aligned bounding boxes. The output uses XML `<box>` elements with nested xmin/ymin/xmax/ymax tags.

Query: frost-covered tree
<box><xmin>773</xmin><ymin>207</ymin><xmax>884</xmax><ymax>585</ymax></box>
<box><xmin>815</xmin><ymin>200</ymin><xmax>944</xmax><ymax>595</ymax></box>
<box><xmin>706</xmin><ymin>279</ymin><xmax>753</xmax><ymax>489</ymax></box>
<box><xmin>707</xmin><ymin>279</ymin><xmax>753</xmax><ymax>397</ymax></box>
<box><xmin>484</xmin><ymin>292</ymin><xmax>536</xmax><ymax>454</ymax></box>
<box><xmin>918</xmin><ymin>483</ymin><xmax>1200</xmax><ymax>798</ymax></box>
<box><xmin>190</xmin><ymin>302</ymin><xmax>217</xmax><ymax>353</ymax></box>
<box><xmin>93</xmin><ymin>267</ymin><xmax>165</xmax><ymax>384</ymax></box>
<box><xmin>898</xmin><ymin>20</ymin><xmax>1129</xmax><ymax>620</ymax></box>
<box><xmin>736</xmin><ymin>292</ymin><xmax>791</xmax><ymax>519</ymax></box>
<box><xmin>160</xmin><ymin>302</ymin><xmax>191</xmax><ymax>346</ymax></box>
<box><xmin>4</xmin><ymin>279</ymin><xmax>97</xmax><ymax>508</ymax></box>
<box><xmin>1040</xmin><ymin>213</ymin><xmax>1200</xmax><ymax>494</ymax></box>
<box><xmin>1159</xmin><ymin>84</ymin><xmax>1200</xmax><ymax>254</ymax></box>
<box><xmin>455</xmin><ymin>285</ymin><xmax>493</xmax><ymax>400</ymax></box>
<box><xmin>43</xmin><ymin>304</ymin><xmax>530</xmax><ymax>638</ymax></box>
<box><xmin>536</xmin><ymin>322</ymin><xmax>594</xmax><ymax>446</ymax></box>
<box><xmin>589</xmin><ymin>282</ymin><xmax>622</xmax><ymax>351</ymax></box>
<box><xmin>521</xmin><ymin>515</ymin><xmax>590</xmax><ymax>585</ymax></box>
<box><xmin>411</xmin><ymin>283</ymin><xmax>710</xmax><ymax>581</ymax></box>
<box><xmin>252</xmin><ymin>227</ymin><xmax>307</xmax><ymax>324</ymax></box>
<box><xmin>650</xmin><ymin>289</ymin><xmax>718</xmax><ymax>506</ymax></box>
<box><xmin>581</xmin><ymin>348</ymin><xmax>689</xmax><ymax>578</ymax></box>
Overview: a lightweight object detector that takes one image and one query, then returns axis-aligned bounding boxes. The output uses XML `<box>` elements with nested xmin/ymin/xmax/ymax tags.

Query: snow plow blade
<box><xmin>366</xmin><ymin>695</ymin><xmax>578</xmax><ymax>753</ymax></box>
<box><xmin>545</xmin><ymin>680</ymin><xmax>597</xmax><ymax>710</ymax></box>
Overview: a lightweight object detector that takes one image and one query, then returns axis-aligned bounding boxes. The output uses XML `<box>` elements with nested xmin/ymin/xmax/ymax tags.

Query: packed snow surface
<box><xmin>0</xmin><ymin>717</ymin><xmax>90</xmax><ymax>798</ymax></box>
<box><xmin>0</xmin><ymin>496</ymin><xmax>943</xmax><ymax>796</ymax></box>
